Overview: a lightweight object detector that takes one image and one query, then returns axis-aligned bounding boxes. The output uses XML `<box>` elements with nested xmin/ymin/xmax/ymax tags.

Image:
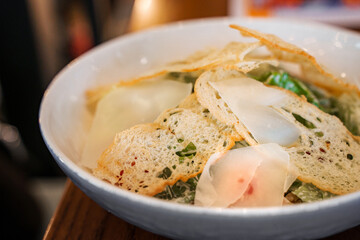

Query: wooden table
<box><xmin>44</xmin><ymin>1</ymin><xmax>360</xmax><ymax>239</ymax></box>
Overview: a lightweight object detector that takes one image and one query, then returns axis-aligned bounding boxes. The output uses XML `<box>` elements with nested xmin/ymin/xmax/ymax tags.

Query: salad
<box><xmin>81</xmin><ymin>25</ymin><xmax>360</xmax><ymax>208</ymax></box>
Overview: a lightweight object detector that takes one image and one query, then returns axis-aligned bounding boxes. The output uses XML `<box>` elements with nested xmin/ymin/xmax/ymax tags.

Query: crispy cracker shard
<box><xmin>94</xmin><ymin>108</ymin><xmax>235</xmax><ymax>196</ymax></box>
<box><xmin>229</xmin><ymin>24</ymin><xmax>360</xmax><ymax>95</ymax></box>
<box><xmin>85</xmin><ymin>41</ymin><xmax>273</xmax><ymax>112</ymax></box>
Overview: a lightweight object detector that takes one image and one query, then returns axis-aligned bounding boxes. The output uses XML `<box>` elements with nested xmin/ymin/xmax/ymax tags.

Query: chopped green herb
<box><xmin>315</xmin><ymin>131</ymin><xmax>324</xmax><ymax>137</ymax></box>
<box><xmin>292</xmin><ymin>113</ymin><xmax>316</xmax><ymax>129</ymax></box>
<box><xmin>232</xmin><ymin>140</ymin><xmax>250</xmax><ymax>149</ymax></box>
<box><xmin>178</xmin><ymin>138</ymin><xmax>184</xmax><ymax>143</ymax></box>
<box><xmin>157</xmin><ymin>167</ymin><xmax>172</xmax><ymax>179</ymax></box>
<box><xmin>176</xmin><ymin>142</ymin><xmax>197</xmax><ymax>163</ymax></box>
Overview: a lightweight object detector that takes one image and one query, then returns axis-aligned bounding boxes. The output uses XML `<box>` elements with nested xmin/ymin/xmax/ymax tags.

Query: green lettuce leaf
<box><xmin>265</xmin><ymin>71</ymin><xmax>320</xmax><ymax>108</ymax></box>
<box><xmin>154</xmin><ymin>174</ymin><xmax>200</xmax><ymax>204</ymax></box>
<box><xmin>289</xmin><ymin>180</ymin><xmax>336</xmax><ymax>203</ymax></box>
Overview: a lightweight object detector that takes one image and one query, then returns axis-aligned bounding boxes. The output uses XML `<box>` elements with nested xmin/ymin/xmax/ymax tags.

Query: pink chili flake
<box><xmin>246</xmin><ymin>184</ymin><xmax>254</xmax><ymax>195</ymax></box>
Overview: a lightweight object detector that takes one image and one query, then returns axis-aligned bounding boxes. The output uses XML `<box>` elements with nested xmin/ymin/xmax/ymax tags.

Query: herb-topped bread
<box><xmin>179</xmin><ymin>93</ymin><xmax>242</xmax><ymax>142</ymax></box>
<box><xmin>94</xmin><ymin>107</ymin><xmax>235</xmax><ymax>196</ymax></box>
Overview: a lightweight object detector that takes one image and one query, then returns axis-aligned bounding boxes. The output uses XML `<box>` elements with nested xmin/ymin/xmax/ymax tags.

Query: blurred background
<box><xmin>0</xmin><ymin>0</ymin><xmax>359</xmax><ymax>239</ymax></box>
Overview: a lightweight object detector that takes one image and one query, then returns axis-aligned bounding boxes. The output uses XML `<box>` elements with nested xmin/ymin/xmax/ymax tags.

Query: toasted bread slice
<box><xmin>195</xmin><ymin>68</ymin><xmax>360</xmax><ymax>194</ymax></box>
<box><xmin>94</xmin><ymin>107</ymin><xmax>235</xmax><ymax>196</ymax></box>
<box><xmin>94</xmin><ymin>124</ymin><xmax>180</xmax><ymax>195</ymax></box>
<box><xmin>154</xmin><ymin>107</ymin><xmax>235</xmax><ymax>156</ymax></box>
<box><xmin>179</xmin><ymin>93</ymin><xmax>242</xmax><ymax>141</ymax></box>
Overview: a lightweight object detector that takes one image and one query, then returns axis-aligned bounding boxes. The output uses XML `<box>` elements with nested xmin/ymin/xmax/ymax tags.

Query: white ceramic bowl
<box><xmin>39</xmin><ymin>17</ymin><xmax>360</xmax><ymax>240</ymax></box>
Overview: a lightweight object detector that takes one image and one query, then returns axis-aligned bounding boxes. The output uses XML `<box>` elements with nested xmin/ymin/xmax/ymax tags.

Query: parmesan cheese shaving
<box><xmin>209</xmin><ymin>77</ymin><xmax>300</xmax><ymax>146</ymax></box>
<box><xmin>195</xmin><ymin>143</ymin><xmax>292</xmax><ymax>208</ymax></box>
<box><xmin>81</xmin><ymin>80</ymin><xmax>192</xmax><ymax>169</ymax></box>
<box><xmin>194</xmin><ymin>150</ymin><xmax>261</xmax><ymax>207</ymax></box>
<box><xmin>231</xmin><ymin>143</ymin><xmax>290</xmax><ymax>207</ymax></box>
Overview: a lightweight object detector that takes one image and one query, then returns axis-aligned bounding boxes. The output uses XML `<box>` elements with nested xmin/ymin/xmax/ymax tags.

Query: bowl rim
<box><xmin>39</xmin><ymin>16</ymin><xmax>360</xmax><ymax>218</ymax></box>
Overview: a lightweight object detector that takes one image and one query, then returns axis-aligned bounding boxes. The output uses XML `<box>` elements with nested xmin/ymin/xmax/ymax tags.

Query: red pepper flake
<box><xmin>246</xmin><ymin>184</ymin><xmax>254</xmax><ymax>195</ymax></box>
<box><xmin>318</xmin><ymin>157</ymin><xmax>325</xmax><ymax>163</ymax></box>
<box><xmin>120</xmin><ymin>170</ymin><xmax>124</xmax><ymax>176</ymax></box>
<box><xmin>139</xmin><ymin>181</ymin><xmax>144</xmax><ymax>184</ymax></box>
<box><xmin>144</xmin><ymin>170</ymin><xmax>149</xmax><ymax>173</ymax></box>
<box><xmin>131</xmin><ymin>161</ymin><xmax>136</xmax><ymax>166</ymax></box>
<box><xmin>306</xmin><ymin>151</ymin><xmax>311</xmax><ymax>155</ymax></box>
<box><xmin>319</xmin><ymin>148</ymin><xmax>326</xmax><ymax>153</ymax></box>
<box><xmin>134</xmin><ymin>157</ymin><xmax>138</xmax><ymax>160</ymax></box>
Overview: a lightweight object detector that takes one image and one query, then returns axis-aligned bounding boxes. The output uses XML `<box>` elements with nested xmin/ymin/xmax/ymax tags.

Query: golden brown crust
<box><xmin>229</xmin><ymin>24</ymin><xmax>360</xmax><ymax>96</ymax></box>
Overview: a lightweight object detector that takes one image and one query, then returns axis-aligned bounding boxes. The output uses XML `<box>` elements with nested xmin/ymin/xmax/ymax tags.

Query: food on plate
<box><xmin>81</xmin><ymin>25</ymin><xmax>360</xmax><ymax>207</ymax></box>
